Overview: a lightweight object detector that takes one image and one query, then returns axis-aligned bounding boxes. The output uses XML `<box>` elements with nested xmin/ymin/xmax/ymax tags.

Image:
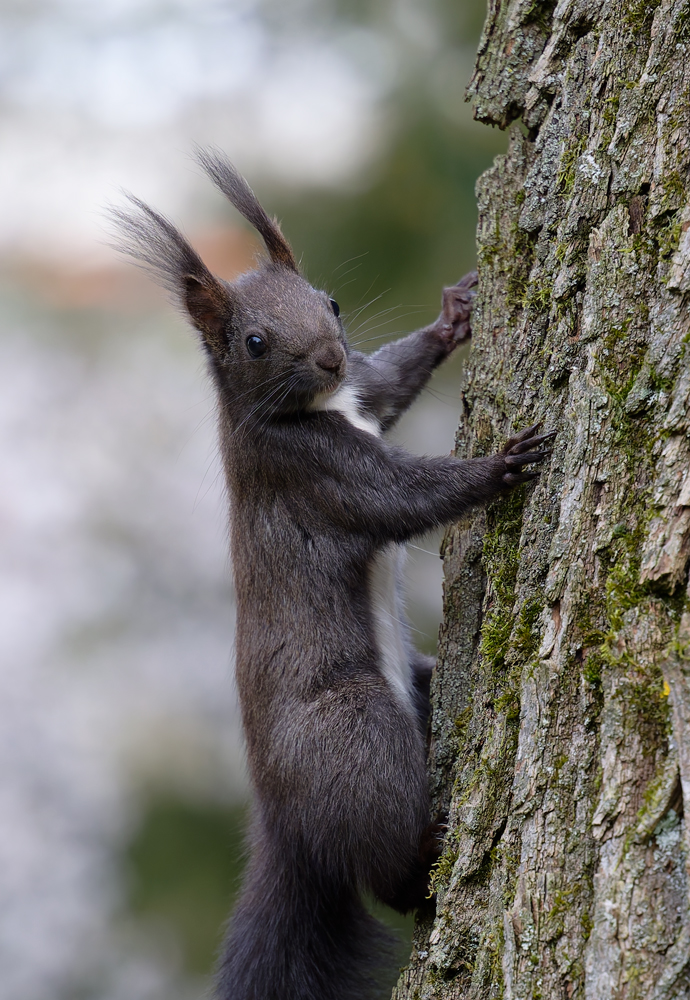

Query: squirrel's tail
<box><xmin>214</xmin><ymin>836</ymin><xmax>394</xmax><ymax>1000</ymax></box>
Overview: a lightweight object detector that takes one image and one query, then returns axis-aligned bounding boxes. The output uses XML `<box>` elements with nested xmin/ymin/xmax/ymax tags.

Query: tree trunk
<box><xmin>394</xmin><ymin>2</ymin><xmax>690</xmax><ymax>997</ymax></box>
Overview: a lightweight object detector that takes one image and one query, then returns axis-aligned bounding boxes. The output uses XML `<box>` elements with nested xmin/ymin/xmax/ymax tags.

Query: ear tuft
<box><xmin>109</xmin><ymin>195</ymin><xmax>233</xmax><ymax>358</ymax></box>
<box><xmin>195</xmin><ymin>147</ymin><xmax>299</xmax><ymax>273</ymax></box>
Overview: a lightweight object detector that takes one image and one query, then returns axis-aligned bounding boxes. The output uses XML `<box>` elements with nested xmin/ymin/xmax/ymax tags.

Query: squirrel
<box><xmin>113</xmin><ymin>149</ymin><xmax>554</xmax><ymax>1000</ymax></box>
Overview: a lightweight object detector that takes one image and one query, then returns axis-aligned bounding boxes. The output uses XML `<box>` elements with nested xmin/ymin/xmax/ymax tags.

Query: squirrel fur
<box><xmin>113</xmin><ymin>149</ymin><xmax>553</xmax><ymax>1000</ymax></box>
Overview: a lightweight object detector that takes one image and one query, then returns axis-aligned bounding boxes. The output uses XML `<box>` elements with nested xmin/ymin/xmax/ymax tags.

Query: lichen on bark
<box><xmin>393</xmin><ymin>1</ymin><xmax>690</xmax><ymax>997</ymax></box>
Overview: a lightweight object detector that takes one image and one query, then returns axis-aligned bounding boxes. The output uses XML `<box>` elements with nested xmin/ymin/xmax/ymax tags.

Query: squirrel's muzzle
<box><xmin>313</xmin><ymin>344</ymin><xmax>346</xmax><ymax>379</ymax></box>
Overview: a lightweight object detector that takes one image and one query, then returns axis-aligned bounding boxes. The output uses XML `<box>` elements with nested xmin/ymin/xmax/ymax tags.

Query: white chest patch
<box><xmin>309</xmin><ymin>382</ymin><xmax>414</xmax><ymax>711</ymax></box>
<box><xmin>308</xmin><ymin>383</ymin><xmax>381</xmax><ymax>437</ymax></box>
<box><xmin>368</xmin><ymin>543</ymin><xmax>414</xmax><ymax>712</ymax></box>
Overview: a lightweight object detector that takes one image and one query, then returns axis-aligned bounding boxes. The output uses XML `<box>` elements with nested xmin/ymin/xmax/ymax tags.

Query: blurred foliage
<box><xmin>259</xmin><ymin>0</ymin><xmax>488</xmax><ymax>46</ymax></box>
<box><xmin>126</xmin><ymin>799</ymin><xmax>248</xmax><ymax>975</ymax></box>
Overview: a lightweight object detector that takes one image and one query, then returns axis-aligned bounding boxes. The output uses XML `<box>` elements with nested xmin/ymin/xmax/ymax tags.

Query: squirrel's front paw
<box><xmin>500</xmin><ymin>422</ymin><xmax>556</xmax><ymax>486</ymax></box>
<box><xmin>437</xmin><ymin>270</ymin><xmax>478</xmax><ymax>351</ymax></box>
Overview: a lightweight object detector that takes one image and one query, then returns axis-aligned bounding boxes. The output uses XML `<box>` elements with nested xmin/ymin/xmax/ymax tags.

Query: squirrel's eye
<box><xmin>329</xmin><ymin>298</ymin><xmax>340</xmax><ymax>318</ymax></box>
<box><xmin>245</xmin><ymin>335</ymin><xmax>267</xmax><ymax>358</ymax></box>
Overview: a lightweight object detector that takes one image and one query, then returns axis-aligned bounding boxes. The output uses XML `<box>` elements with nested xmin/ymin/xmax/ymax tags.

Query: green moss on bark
<box><xmin>395</xmin><ymin>3</ymin><xmax>690</xmax><ymax>997</ymax></box>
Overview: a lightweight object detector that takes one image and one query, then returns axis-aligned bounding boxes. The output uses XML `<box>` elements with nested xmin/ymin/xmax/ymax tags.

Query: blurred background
<box><xmin>0</xmin><ymin>1</ymin><xmax>505</xmax><ymax>997</ymax></box>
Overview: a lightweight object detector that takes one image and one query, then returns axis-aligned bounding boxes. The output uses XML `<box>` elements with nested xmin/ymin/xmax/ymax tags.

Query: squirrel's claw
<box><xmin>500</xmin><ymin>424</ymin><xmax>555</xmax><ymax>486</ymax></box>
<box><xmin>507</xmin><ymin>430</ymin><xmax>556</xmax><ymax>455</ymax></box>
<box><xmin>503</xmin><ymin>470</ymin><xmax>542</xmax><ymax>486</ymax></box>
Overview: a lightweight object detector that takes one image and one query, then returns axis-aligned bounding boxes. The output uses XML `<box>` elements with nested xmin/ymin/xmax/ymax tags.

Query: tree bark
<box><xmin>394</xmin><ymin>1</ymin><xmax>690</xmax><ymax>997</ymax></box>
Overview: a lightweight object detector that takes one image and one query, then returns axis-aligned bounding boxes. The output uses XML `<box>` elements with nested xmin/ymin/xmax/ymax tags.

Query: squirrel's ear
<box><xmin>195</xmin><ymin>148</ymin><xmax>298</xmax><ymax>273</ymax></box>
<box><xmin>109</xmin><ymin>195</ymin><xmax>233</xmax><ymax>358</ymax></box>
<box><xmin>183</xmin><ymin>274</ymin><xmax>234</xmax><ymax>356</ymax></box>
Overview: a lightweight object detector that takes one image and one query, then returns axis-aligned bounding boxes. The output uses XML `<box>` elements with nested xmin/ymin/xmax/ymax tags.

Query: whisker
<box><xmin>251</xmin><ymin>378</ymin><xmax>302</xmax><ymax>443</ymax></box>
<box><xmin>408</xmin><ymin>544</ymin><xmax>441</xmax><ymax>557</ymax></box>
<box><xmin>346</xmin><ymin>302</ymin><xmax>399</xmax><ymax>334</ymax></box>
<box><xmin>384</xmin><ymin>612</ymin><xmax>432</xmax><ymax>640</ymax></box>
<box><xmin>230</xmin><ymin>369</ymin><xmax>298</xmax><ymax>406</ymax></box>
<box><xmin>237</xmin><ymin>373</ymin><xmax>304</xmax><ymax>444</ymax></box>
<box><xmin>176</xmin><ymin>405</ymin><xmax>216</xmax><ymax>461</ymax></box>
<box><xmin>263</xmin><ymin>373</ymin><xmax>301</xmax><ymax>421</ymax></box>
<box><xmin>193</xmin><ymin>460</ymin><xmax>225</xmax><ymax>513</ymax></box>
<box><xmin>344</xmin><ymin>286</ymin><xmax>388</xmax><ymax>325</ymax></box>
<box><xmin>333</xmin><ymin>250</ymin><xmax>369</xmax><ymax>274</ymax></box>
<box><xmin>349</xmin><ymin>303</ymin><xmax>425</xmax><ymax>332</ymax></box>
<box><xmin>349</xmin><ymin>310</ymin><xmax>427</xmax><ymax>347</ymax></box>
<box><xmin>231</xmin><ymin>378</ymin><xmax>290</xmax><ymax>441</ymax></box>
<box><xmin>332</xmin><ymin>252</ymin><xmax>369</xmax><ymax>276</ymax></box>
<box><xmin>351</xmin><ymin>303</ymin><xmax>424</xmax><ymax>329</ymax></box>
<box><xmin>421</xmin><ymin>386</ymin><xmax>461</xmax><ymax>408</ymax></box>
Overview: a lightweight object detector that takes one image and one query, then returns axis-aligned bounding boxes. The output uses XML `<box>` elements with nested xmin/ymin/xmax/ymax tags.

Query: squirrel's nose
<box><xmin>314</xmin><ymin>345</ymin><xmax>345</xmax><ymax>376</ymax></box>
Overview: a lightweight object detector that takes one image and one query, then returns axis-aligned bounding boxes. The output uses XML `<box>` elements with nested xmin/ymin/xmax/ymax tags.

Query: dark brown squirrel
<box><xmin>113</xmin><ymin>149</ymin><xmax>554</xmax><ymax>1000</ymax></box>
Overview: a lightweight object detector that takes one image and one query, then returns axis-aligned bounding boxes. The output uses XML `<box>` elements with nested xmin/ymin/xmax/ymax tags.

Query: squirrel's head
<box><xmin>111</xmin><ymin>149</ymin><xmax>347</xmax><ymax>420</ymax></box>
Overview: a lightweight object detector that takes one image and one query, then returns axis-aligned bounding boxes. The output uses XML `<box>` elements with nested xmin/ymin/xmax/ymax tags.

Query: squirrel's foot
<box><xmin>374</xmin><ymin>817</ymin><xmax>448</xmax><ymax>915</ymax></box>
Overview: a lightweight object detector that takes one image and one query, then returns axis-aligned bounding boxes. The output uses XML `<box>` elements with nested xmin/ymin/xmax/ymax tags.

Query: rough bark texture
<box><xmin>393</xmin><ymin>2</ymin><xmax>690</xmax><ymax>998</ymax></box>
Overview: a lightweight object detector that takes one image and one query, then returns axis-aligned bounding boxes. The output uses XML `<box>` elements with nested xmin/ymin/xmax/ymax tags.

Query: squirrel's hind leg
<box><xmin>410</xmin><ymin>651</ymin><xmax>435</xmax><ymax>735</ymax></box>
<box><xmin>368</xmin><ymin>652</ymin><xmax>444</xmax><ymax>915</ymax></box>
<box><xmin>372</xmin><ymin>818</ymin><xmax>446</xmax><ymax>915</ymax></box>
